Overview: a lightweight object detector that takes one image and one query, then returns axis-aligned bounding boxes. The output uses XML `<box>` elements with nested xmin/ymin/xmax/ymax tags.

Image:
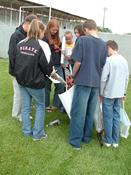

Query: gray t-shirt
<box><xmin>71</xmin><ymin>35</ymin><xmax>107</xmax><ymax>87</ymax></box>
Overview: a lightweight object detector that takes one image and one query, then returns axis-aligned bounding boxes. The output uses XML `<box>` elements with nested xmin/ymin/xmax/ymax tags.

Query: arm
<box><xmin>8</xmin><ymin>34</ymin><xmax>19</xmax><ymax>76</ymax></box>
<box><xmin>124</xmin><ymin>63</ymin><xmax>129</xmax><ymax>95</ymax></box>
<box><xmin>100</xmin><ymin>61</ymin><xmax>110</xmax><ymax>96</ymax></box>
<box><xmin>100</xmin><ymin>44</ymin><xmax>108</xmax><ymax>69</ymax></box>
<box><xmin>71</xmin><ymin>39</ymin><xmax>83</xmax><ymax>78</ymax></box>
<box><xmin>66</xmin><ymin>61</ymin><xmax>81</xmax><ymax>88</ymax></box>
<box><xmin>60</xmin><ymin>36</ymin><xmax>65</xmax><ymax>64</ymax></box>
<box><xmin>39</xmin><ymin>49</ymin><xmax>53</xmax><ymax>76</ymax></box>
<box><xmin>66</xmin><ymin>39</ymin><xmax>82</xmax><ymax>87</ymax></box>
<box><xmin>38</xmin><ymin>40</ymin><xmax>54</xmax><ymax>76</ymax></box>
<box><xmin>72</xmin><ymin>61</ymin><xmax>81</xmax><ymax>78</ymax></box>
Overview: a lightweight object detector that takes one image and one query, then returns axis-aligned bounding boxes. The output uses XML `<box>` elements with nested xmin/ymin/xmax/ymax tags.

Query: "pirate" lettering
<box><xmin>20</xmin><ymin>46</ymin><xmax>37</xmax><ymax>54</ymax></box>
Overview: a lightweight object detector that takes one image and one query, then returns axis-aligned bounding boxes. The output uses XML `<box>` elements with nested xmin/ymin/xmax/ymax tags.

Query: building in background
<box><xmin>0</xmin><ymin>0</ymin><xmax>131</xmax><ymax>74</ymax></box>
<box><xmin>0</xmin><ymin>0</ymin><xmax>87</xmax><ymax>29</ymax></box>
<box><xmin>0</xmin><ymin>0</ymin><xmax>87</xmax><ymax>58</ymax></box>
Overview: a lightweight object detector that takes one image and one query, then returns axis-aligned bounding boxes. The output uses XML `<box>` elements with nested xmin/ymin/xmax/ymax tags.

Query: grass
<box><xmin>0</xmin><ymin>59</ymin><xmax>131</xmax><ymax>175</ymax></box>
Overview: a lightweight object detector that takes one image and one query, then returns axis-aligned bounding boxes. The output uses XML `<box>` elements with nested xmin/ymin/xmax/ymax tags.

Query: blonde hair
<box><xmin>28</xmin><ymin>19</ymin><xmax>45</xmax><ymax>39</ymax></box>
<box><xmin>64</xmin><ymin>31</ymin><xmax>73</xmax><ymax>36</ymax></box>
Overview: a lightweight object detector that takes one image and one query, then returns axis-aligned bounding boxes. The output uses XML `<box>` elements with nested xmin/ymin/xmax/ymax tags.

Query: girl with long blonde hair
<box><xmin>14</xmin><ymin>19</ymin><xmax>56</xmax><ymax>140</ymax></box>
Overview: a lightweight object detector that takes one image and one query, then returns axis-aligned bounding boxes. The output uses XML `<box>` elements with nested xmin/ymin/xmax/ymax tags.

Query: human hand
<box><xmin>66</xmin><ymin>75</ymin><xmax>74</xmax><ymax>89</ymax></box>
<box><xmin>51</xmin><ymin>72</ymin><xmax>58</xmax><ymax>80</ymax></box>
<box><xmin>61</xmin><ymin>64</ymin><xmax>66</xmax><ymax>69</ymax></box>
<box><xmin>99</xmin><ymin>96</ymin><xmax>104</xmax><ymax>103</ymax></box>
<box><xmin>122</xmin><ymin>95</ymin><xmax>126</xmax><ymax>101</ymax></box>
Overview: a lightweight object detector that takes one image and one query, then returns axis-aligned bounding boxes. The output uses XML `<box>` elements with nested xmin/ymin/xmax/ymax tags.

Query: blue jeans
<box><xmin>19</xmin><ymin>85</ymin><xmax>45</xmax><ymax>139</ymax></box>
<box><xmin>102</xmin><ymin>98</ymin><xmax>121</xmax><ymax>144</ymax></box>
<box><xmin>45</xmin><ymin>66</ymin><xmax>65</xmax><ymax>110</ymax></box>
<box><xmin>69</xmin><ymin>85</ymin><xmax>99</xmax><ymax>148</ymax></box>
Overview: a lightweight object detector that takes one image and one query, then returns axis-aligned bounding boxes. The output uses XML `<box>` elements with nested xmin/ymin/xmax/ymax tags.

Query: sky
<box><xmin>27</xmin><ymin>0</ymin><xmax>131</xmax><ymax>34</ymax></box>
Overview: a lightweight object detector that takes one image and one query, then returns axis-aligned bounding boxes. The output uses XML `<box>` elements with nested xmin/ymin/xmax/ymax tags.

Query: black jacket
<box><xmin>43</xmin><ymin>37</ymin><xmax>61</xmax><ymax>66</ymax></box>
<box><xmin>8</xmin><ymin>25</ymin><xmax>27</xmax><ymax>76</ymax></box>
<box><xmin>14</xmin><ymin>38</ymin><xmax>53</xmax><ymax>89</ymax></box>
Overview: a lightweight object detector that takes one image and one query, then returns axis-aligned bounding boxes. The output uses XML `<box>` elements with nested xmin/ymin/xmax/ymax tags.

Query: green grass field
<box><xmin>0</xmin><ymin>59</ymin><xmax>131</xmax><ymax>175</ymax></box>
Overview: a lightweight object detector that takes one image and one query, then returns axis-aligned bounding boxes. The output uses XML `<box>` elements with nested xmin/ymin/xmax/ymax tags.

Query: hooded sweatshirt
<box><xmin>14</xmin><ymin>38</ymin><xmax>53</xmax><ymax>89</ymax></box>
<box><xmin>8</xmin><ymin>25</ymin><xmax>27</xmax><ymax>76</ymax></box>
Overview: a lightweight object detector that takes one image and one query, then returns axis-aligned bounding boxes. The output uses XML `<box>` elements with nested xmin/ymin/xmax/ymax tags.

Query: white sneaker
<box><xmin>33</xmin><ymin>134</ymin><xmax>48</xmax><ymax>141</ymax></box>
<box><xmin>18</xmin><ymin>117</ymin><xmax>22</xmax><ymax>122</ymax></box>
<box><xmin>12</xmin><ymin>115</ymin><xmax>21</xmax><ymax>121</ymax></box>
<box><xmin>112</xmin><ymin>143</ymin><xmax>119</xmax><ymax>148</ymax></box>
<box><xmin>104</xmin><ymin>142</ymin><xmax>111</xmax><ymax>147</ymax></box>
<box><xmin>72</xmin><ymin>147</ymin><xmax>81</xmax><ymax>151</ymax></box>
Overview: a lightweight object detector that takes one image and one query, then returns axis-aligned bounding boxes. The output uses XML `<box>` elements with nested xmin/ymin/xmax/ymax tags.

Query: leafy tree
<box><xmin>125</xmin><ymin>33</ymin><xmax>131</xmax><ymax>35</ymax></box>
<box><xmin>97</xmin><ymin>26</ymin><xmax>112</xmax><ymax>33</ymax></box>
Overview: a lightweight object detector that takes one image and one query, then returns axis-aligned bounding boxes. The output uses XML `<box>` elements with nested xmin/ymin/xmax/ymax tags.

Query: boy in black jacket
<box><xmin>8</xmin><ymin>14</ymin><xmax>37</xmax><ymax>120</ymax></box>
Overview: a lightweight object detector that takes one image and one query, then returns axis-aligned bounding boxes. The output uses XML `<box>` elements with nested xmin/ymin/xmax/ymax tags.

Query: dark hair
<box><xmin>28</xmin><ymin>19</ymin><xmax>45</xmax><ymax>39</ymax></box>
<box><xmin>74</xmin><ymin>25</ymin><xmax>85</xmax><ymax>36</ymax></box>
<box><xmin>83</xmin><ymin>19</ymin><xmax>97</xmax><ymax>30</ymax></box>
<box><xmin>45</xmin><ymin>19</ymin><xmax>61</xmax><ymax>47</ymax></box>
<box><xmin>107</xmin><ymin>40</ymin><xmax>118</xmax><ymax>51</ymax></box>
<box><xmin>24</xmin><ymin>14</ymin><xmax>38</xmax><ymax>23</ymax></box>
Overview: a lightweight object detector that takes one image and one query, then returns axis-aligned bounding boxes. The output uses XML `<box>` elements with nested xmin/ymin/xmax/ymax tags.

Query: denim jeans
<box><xmin>102</xmin><ymin>98</ymin><xmax>121</xmax><ymax>144</ymax></box>
<box><xmin>45</xmin><ymin>66</ymin><xmax>65</xmax><ymax>110</ymax></box>
<box><xmin>19</xmin><ymin>85</ymin><xmax>45</xmax><ymax>139</ymax></box>
<box><xmin>69</xmin><ymin>85</ymin><xmax>99</xmax><ymax>148</ymax></box>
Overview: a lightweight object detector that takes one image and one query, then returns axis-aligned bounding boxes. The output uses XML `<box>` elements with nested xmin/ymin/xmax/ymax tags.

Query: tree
<box><xmin>97</xmin><ymin>26</ymin><xmax>112</xmax><ymax>33</ymax></box>
<box><xmin>125</xmin><ymin>33</ymin><xmax>131</xmax><ymax>35</ymax></box>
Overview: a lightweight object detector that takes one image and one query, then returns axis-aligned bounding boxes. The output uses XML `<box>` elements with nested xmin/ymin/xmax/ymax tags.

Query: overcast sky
<box><xmin>27</xmin><ymin>0</ymin><xmax>131</xmax><ymax>34</ymax></box>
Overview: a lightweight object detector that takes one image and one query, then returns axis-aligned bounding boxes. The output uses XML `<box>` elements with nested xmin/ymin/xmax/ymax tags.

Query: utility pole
<box><xmin>49</xmin><ymin>0</ymin><xmax>52</xmax><ymax>21</ymax></box>
<box><xmin>102</xmin><ymin>7</ymin><xmax>108</xmax><ymax>30</ymax></box>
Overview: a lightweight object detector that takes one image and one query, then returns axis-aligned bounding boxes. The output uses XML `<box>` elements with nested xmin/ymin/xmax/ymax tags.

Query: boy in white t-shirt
<box><xmin>100</xmin><ymin>40</ymin><xmax>129</xmax><ymax>148</ymax></box>
<box><xmin>62</xmin><ymin>31</ymin><xmax>75</xmax><ymax>79</ymax></box>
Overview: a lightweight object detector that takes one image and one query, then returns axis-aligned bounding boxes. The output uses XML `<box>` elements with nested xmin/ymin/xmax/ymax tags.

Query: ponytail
<box><xmin>28</xmin><ymin>19</ymin><xmax>45</xmax><ymax>39</ymax></box>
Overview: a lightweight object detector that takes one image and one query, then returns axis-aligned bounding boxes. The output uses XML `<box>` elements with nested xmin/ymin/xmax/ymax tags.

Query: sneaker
<box><xmin>72</xmin><ymin>147</ymin><xmax>81</xmax><ymax>151</ymax></box>
<box><xmin>112</xmin><ymin>143</ymin><xmax>119</xmax><ymax>148</ymax></box>
<box><xmin>70</xmin><ymin>144</ymin><xmax>81</xmax><ymax>151</ymax></box>
<box><xmin>104</xmin><ymin>142</ymin><xmax>111</xmax><ymax>147</ymax></box>
<box><xmin>12</xmin><ymin>115</ymin><xmax>22</xmax><ymax>122</ymax></box>
<box><xmin>33</xmin><ymin>134</ymin><xmax>48</xmax><ymax>141</ymax></box>
<box><xmin>46</xmin><ymin>107</ymin><xmax>52</xmax><ymax>112</ymax></box>
<box><xmin>18</xmin><ymin>117</ymin><xmax>22</xmax><ymax>122</ymax></box>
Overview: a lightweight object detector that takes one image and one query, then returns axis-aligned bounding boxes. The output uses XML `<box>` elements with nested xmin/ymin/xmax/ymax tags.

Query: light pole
<box><xmin>102</xmin><ymin>7</ymin><xmax>108</xmax><ymax>30</ymax></box>
<box><xmin>49</xmin><ymin>0</ymin><xmax>52</xmax><ymax>21</ymax></box>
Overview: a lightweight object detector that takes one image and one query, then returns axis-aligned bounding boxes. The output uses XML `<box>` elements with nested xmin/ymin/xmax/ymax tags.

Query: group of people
<box><xmin>8</xmin><ymin>14</ymin><xmax>129</xmax><ymax>148</ymax></box>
